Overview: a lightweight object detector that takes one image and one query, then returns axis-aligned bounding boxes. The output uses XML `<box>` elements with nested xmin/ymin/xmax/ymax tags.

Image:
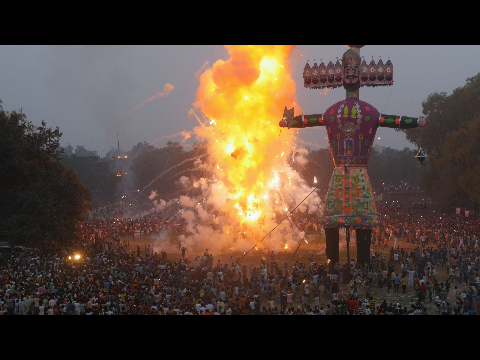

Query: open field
<box><xmin>121</xmin><ymin>230</ymin><xmax>455</xmax><ymax>312</ymax></box>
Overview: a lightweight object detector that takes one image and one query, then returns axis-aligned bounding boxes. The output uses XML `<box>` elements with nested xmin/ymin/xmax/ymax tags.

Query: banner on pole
<box><xmin>456</xmin><ymin>207</ymin><xmax>461</xmax><ymax>215</ymax></box>
<box><xmin>465</xmin><ymin>210</ymin><xmax>469</xmax><ymax>218</ymax></box>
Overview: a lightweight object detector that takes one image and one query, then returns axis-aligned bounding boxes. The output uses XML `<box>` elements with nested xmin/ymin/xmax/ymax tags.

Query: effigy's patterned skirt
<box><xmin>320</xmin><ymin>166</ymin><xmax>380</xmax><ymax>228</ymax></box>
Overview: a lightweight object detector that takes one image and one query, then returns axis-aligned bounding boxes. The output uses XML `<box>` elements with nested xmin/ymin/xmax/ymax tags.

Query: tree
<box><xmin>61</xmin><ymin>154</ymin><xmax>118</xmax><ymax>205</ymax></box>
<box><xmin>401</xmin><ymin>73</ymin><xmax>480</xmax><ymax>211</ymax></box>
<box><xmin>129</xmin><ymin>140</ymin><xmax>208</xmax><ymax>202</ymax></box>
<box><xmin>0</xmin><ymin>101</ymin><xmax>91</xmax><ymax>246</ymax></box>
<box><xmin>367</xmin><ymin>146</ymin><xmax>420</xmax><ymax>190</ymax></box>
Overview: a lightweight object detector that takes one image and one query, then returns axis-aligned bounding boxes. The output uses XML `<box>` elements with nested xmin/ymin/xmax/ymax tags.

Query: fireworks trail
<box><xmin>129</xmin><ymin>83</ymin><xmax>175</xmax><ymax>114</ymax></box>
<box><xmin>138</xmin><ymin>154</ymin><xmax>208</xmax><ymax>195</ymax></box>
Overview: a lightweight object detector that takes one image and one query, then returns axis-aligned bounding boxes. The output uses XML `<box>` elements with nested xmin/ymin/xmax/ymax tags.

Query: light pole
<box><xmin>114</xmin><ymin>134</ymin><xmax>129</xmax><ymax>217</ymax></box>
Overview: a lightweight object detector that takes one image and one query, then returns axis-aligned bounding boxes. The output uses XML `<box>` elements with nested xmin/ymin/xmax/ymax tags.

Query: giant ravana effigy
<box><xmin>280</xmin><ymin>45</ymin><xmax>426</xmax><ymax>266</ymax></box>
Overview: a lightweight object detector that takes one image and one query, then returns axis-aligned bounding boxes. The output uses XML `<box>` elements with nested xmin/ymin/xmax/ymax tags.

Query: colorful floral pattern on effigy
<box><xmin>321</xmin><ymin>167</ymin><xmax>379</xmax><ymax>227</ymax></box>
<box><xmin>324</xmin><ymin>98</ymin><xmax>380</xmax><ymax>167</ymax></box>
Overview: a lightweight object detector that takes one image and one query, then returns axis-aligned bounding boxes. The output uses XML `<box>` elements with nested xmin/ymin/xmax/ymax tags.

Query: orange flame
<box><xmin>193</xmin><ymin>46</ymin><xmax>300</xmax><ymax>230</ymax></box>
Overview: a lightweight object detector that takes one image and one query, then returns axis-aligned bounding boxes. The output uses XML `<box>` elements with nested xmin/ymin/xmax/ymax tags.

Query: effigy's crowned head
<box><xmin>342</xmin><ymin>49</ymin><xmax>361</xmax><ymax>92</ymax></box>
<box><xmin>304</xmin><ymin>45</ymin><xmax>393</xmax><ymax>90</ymax></box>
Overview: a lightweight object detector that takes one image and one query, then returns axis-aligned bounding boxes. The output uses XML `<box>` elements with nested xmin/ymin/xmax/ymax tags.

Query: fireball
<box><xmin>194</xmin><ymin>46</ymin><xmax>299</xmax><ymax>226</ymax></box>
<box><xmin>181</xmin><ymin>45</ymin><xmax>319</xmax><ymax>250</ymax></box>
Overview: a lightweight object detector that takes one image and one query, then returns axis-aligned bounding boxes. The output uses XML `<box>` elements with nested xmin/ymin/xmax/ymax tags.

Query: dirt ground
<box><xmin>123</xmin><ymin>230</ymin><xmax>455</xmax><ymax>312</ymax></box>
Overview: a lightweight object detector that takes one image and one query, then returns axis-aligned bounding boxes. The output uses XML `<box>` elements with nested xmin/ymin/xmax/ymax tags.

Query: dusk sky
<box><xmin>1</xmin><ymin>45</ymin><xmax>479</xmax><ymax>156</ymax></box>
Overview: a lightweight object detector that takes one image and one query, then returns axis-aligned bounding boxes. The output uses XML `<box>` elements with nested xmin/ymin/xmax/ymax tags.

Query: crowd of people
<box><xmin>379</xmin><ymin>181</ymin><xmax>421</xmax><ymax>192</ymax></box>
<box><xmin>1</xmin><ymin>198</ymin><xmax>480</xmax><ymax>315</ymax></box>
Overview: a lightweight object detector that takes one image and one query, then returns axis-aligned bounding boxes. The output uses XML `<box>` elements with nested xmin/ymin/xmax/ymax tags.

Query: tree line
<box><xmin>401</xmin><ymin>73</ymin><xmax>480</xmax><ymax>212</ymax></box>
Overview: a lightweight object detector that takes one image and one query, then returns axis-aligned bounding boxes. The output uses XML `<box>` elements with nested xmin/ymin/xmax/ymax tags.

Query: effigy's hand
<box><xmin>282</xmin><ymin>106</ymin><xmax>295</xmax><ymax>129</ymax></box>
<box><xmin>418</xmin><ymin>117</ymin><xmax>426</xmax><ymax>127</ymax></box>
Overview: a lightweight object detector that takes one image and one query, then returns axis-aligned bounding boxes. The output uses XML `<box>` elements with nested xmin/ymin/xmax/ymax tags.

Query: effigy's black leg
<box><xmin>356</xmin><ymin>228</ymin><xmax>372</xmax><ymax>266</ymax></box>
<box><xmin>324</xmin><ymin>227</ymin><xmax>340</xmax><ymax>266</ymax></box>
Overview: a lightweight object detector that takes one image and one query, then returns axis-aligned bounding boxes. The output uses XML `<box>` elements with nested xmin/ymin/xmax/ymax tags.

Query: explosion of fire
<box><xmin>154</xmin><ymin>46</ymin><xmax>322</xmax><ymax>253</ymax></box>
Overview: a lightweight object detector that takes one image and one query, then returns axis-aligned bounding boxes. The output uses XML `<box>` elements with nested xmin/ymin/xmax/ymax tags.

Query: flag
<box><xmin>456</xmin><ymin>208</ymin><xmax>461</xmax><ymax>215</ymax></box>
<box><xmin>465</xmin><ymin>210</ymin><xmax>469</xmax><ymax>218</ymax></box>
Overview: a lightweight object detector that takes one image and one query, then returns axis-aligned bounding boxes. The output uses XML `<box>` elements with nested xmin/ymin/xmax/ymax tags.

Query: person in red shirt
<box><xmin>239</xmin><ymin>295</ymin><xmax>247</xmax><ymax>314</ymax></box>
<box><xmin>348</xmin><ymin>296</ymin><xmax>359</xmax><ymax>315</ymax></box>
<box><xmin>419</xmin><ymin>281</ymin><xmax>427</xmax><ymax>295</ymax></box>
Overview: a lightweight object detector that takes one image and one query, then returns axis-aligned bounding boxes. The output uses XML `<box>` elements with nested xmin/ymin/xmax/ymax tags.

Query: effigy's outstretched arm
<box><xmin>279</xmin><ymin>106</ymin><xmax>325</xmax><ymax>129</ymax></box>
<box><xmin>379</xmin><ymin>114</ymin><xmax>426</xmax><ymax>129</ymax></box>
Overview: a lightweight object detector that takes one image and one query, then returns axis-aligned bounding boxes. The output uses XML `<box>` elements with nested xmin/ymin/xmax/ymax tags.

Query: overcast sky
<box><xmin>1</xmin><ymin>45</ymin><xmax>479</xmax><ymax>157</ymax></box>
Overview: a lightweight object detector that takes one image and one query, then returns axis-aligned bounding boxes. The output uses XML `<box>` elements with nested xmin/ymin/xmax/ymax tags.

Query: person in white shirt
<box><xmin>304</xmin><ymin>283</ymin><xmax>310</xmax><ymax>303</ymax></box>
<box><xmin>38</xmin><ymin>304</ymin><xmax>45</xmax><ymax>315</ymax></box>
<box><xmin>217</xmin><ymin>300</ymin><xmax>225</xmax><ymax>313</ymax></box>
<box><xmin>49</xmin><ymin>298</ymin><xmax>56</xmax><ymax>308</ymax></box>
<box><xmin>74</xmin><ymin>302</ymin><xmax>81</xmax><ymax>315</ymax></box>
<box><xmin>25</xmin><ymin>297</ymin><xmax>33</xmax><ymax>315</ymax></box>
<box><xmin>18</xmin><ymin>298</ymin><xmax>26</xmax><ymax>315</ymax></box>
<box><xmin>33</xmin><ymin>297</ymin><xmax>40</xmax><ymax>315</ymax></box>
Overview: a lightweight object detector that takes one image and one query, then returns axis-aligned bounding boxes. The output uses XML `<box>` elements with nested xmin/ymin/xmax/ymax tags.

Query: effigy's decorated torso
<box><xmin>324</xmin><ymin>98</ymin><xmax>380</xmax><ymax>167</ymax></box>
<box><xmin>320</xmin><ymin>98</ymin><xmax>381</xmax><ymax>227</ymax></box>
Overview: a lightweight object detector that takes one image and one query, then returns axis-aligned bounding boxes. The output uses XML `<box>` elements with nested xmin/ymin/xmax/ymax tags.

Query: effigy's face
<box><xmin>377</xmin><ymin>67</ymin><xmax>384</xmax><ymax>81</ymax></box>
<box><xmin>343</xmin><ymin>65</ymin><xmax>360</xmax><ymax>92</ymax></box>
<box><xmin>304</xmin><ymin>70</ymin><xmax>311</xmax><ymax>85</ymax></box>
<box><xmin>320</xmin><ymin>69</ymin><xmax>327</xmax><ymax>83</ymax></box>
<box><xmin>385</xmin><ymin>67</ymin><xmax>392</xmax><ymax>82</ymax></box>
<box><xmin>328</xmin><ymin>68</ymin><xmax>335</xmax><ymax>83</ymax></box>
<box><xmin>344</xmin><ymin>66</ymin><xmax>359</xmax><ymax>84</ymax></box>
<box><xmin>361</xmin><ymin>66</ymin><xmax>368</xmax><ymax>82</ymax></box>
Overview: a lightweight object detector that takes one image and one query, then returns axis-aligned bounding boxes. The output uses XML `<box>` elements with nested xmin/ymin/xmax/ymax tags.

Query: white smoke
<box><xmin>148</xmin><ymin>153</ymin><xmax>323</xmax><ymax>255</ymax></box>
<box><xmin>149</xmin><ymin>190</ymin><xmax>157</xmax><ymax>200</ymax></box>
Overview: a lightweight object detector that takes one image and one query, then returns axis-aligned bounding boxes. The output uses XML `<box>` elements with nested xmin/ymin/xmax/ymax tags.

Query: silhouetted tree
<box><xmin>401</xmin><ymin>72</ymin><xmax>480</xmax><ymax>211</ymax></box>
<box><xmin>0</xmin><ymin>101</ymin><xmax>91</xmax><ymax>245</ymax></box>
